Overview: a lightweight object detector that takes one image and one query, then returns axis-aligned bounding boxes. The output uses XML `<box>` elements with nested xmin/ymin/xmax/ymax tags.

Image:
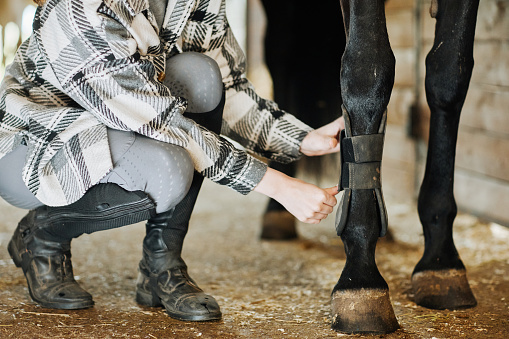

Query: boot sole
<box><xmin>8</xmin><ymin>235</ymin><xmax>94</xmax><ymax>310</ymax></box>
<box><xmin>136</xmin><ymin>286</ymin><xmax>221</xmax><ymax>322</ymax></box>
<box><xmin>162</xmin><ymin>299</ymin><xmax>222</xmax><ymax>322</ymax></box>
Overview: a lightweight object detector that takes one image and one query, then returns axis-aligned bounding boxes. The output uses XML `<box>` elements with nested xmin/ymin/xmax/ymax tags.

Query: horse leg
<box><xmin>331</xmin><ymin>0</ymin><xmax>398</xmax><ymax>334</ymax></box>
<box><xmin>412</xmin><ymin>0</ymin><xmax>480</xmax><ymax>310</ymax></box>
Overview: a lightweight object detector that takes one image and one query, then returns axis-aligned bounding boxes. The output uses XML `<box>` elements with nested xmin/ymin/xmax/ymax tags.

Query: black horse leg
<box><xmin>412</xmin><ymin>0</ymin><xmax>480</xmax><ymax>310</ymax></box>
<box><xmin>331</xmin><ymin>0</ymin><xmax>398</xmax><ymax>334</ymax></box>
<box><xmin>260</xmin><ymin>0</ymin><xmax>344</xmax><ymax>240</ymax></box>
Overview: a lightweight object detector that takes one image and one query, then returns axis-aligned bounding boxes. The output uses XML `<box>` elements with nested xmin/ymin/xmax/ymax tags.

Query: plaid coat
<box><xmin>0</xmin><ymin>0</ymin><xmax>312</xmax><ymax>206</ymax></box>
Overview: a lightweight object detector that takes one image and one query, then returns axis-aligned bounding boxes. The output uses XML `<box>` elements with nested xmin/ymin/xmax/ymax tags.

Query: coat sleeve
<box><xmin>34</xmin><ymin>0</ymin><xmax>266</xmax><ymax>194</ymax></box>
<box><xmin>181</xmin><ymin>0</ymin><xmax>313</xmax><ymax>164</ymax></box>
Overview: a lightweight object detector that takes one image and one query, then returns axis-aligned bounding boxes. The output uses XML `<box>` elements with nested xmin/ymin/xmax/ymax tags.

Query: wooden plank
<box><xmin>471</xmin><ymin>41</ymin><xmax>509</xmax><ymax>87</ymax></box>
<box><xmin>475</xmin><ymin>0</ymin><xmax>509</xmax><ymax>41</ymax></box>
<box><xmin>387</xmin><ymin>9</ymin><xmax>415</xmax><ymax>48</ymax></box>
<box><xmin>385</xmin><ymin>0</ymin><xmax>414</xmax><ymax>11</ymax></box>
<box><xmin>382</xmin><ymin>125</ymin><xmax>418</xmax><ymax>199</ymax></box>
<box><xmin>382</xmin><ymin>161</ymin><xmax>416</xmax><ymax>201</ymax></box>
<box><xmin>456</xmin><ymin>126</ymin><xmax>509</xmax><ymax>182</ymax></box>
<box><xmin>384</xmin><ymin>125</ymin><xmax>416</xmax><ymax>165</ymax></box>
<box><xmin>388</xmin><ymin>87</ymin><xmax>414</xmax><ymax>127</ymax></box>
<box><xmin>421</xmin><ymin>3</ymin><xmax>437</xmax><ymax>43</ymax></box>
<box><xmin>246</xmin><ymin>0</ymin><xmax>272</xmax><ymax>100</ymax></box>
<box><xmin>393</xmin><ymin>48</ymin><xmax>416</xmax><ymax>86</ymax></box>
<box><xmin>455</xmin><ymin>169</ymin><xmax>509</xmax><ymax>226</ymax></box>
<box><xmin>461</xmin><ymin>85</ymin><xmax>509</xmax><ymax>135</ymax></box>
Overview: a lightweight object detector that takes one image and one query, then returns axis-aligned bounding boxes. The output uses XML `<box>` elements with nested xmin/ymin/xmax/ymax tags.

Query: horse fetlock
<box><xmin>331</xmin><ymin>288</ymin><xmax>399</xmax><ymax>334</ymax></box>
<box><xmin>335</xmin><ymin>258</ymin><xmax>388</xmax><ymax>291</ymax></box>
<box><xmin>411</xmin><ymin>269</ymin><xmax>477</xmax><ymax>310</ymax></box>
<box><xmin>414</xmin><ymin>249</ymin><xmax>465</xmax><ymax>275</ymax></box>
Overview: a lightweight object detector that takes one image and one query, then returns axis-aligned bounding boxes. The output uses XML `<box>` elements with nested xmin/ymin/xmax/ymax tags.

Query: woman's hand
<box><xmin>300</xmin><ymin>116</ymin><xmax>345</xmax><ymax>156</ymax></box>
<box><xmin>254</xmin><ymin>168</ymin><xmax>339</xmax><ymax>224</ymax></box>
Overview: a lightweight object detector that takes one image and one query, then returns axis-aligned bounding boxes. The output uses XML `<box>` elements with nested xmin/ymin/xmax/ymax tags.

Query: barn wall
<box><xmin>416</xmin><ymin>0</ymin><xmax>509</xmax><ymax>226</ymax></box>
<box><xmin>383</xmin><ymin>0</ymin><xmax>419</xmax><ymax>205</ymax></box>
<box><xmin>382</xmin><ymin>0</ymin><xmax>509</xmax><ymax>226</ymax></box>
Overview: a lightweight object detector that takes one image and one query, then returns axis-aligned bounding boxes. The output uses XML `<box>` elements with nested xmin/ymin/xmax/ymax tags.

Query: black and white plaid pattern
<box><xmin>0</xmin><ymin>0</ymin><xmax>312</xmax><ymax>206</ymax></box>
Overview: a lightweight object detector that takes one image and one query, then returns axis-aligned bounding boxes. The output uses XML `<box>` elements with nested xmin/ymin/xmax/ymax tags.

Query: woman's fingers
<box><xmin>324</xmin><ymin>186</ymin><xmax>339</xmax><ymax>206</ymax></box>
<box><xmin>300</xmin><ymin>117</ymin><xmax>344</xmax><ymax>156</ymax></box>
<box><xmin>318</xmin><ymin>204</ymin><xmax>334</xmax><ymax>215</ymax></box>
<box><xmin>299</xmin><ymin>197</ymin><xmax>336</xmax><ymax>223</ymax></box>
<box><xmin>263</xmin><ymin>173</ymin><xmax>341</xmax><ymax>225</ymax></box>
<box><xmin>297</xmin><ymin>187</ymin><xmax>339</xmax><ymax>223</ymax></box>
<box><xmin>303</xmin><ymin>211</ymin><xmax>331</xmax><ymax>224</ymax></box>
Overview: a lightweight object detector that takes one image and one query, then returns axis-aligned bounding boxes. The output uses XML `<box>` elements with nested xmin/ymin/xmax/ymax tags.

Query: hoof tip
<box><xmin>331</xmin><ymin>289</ymin><xmax>399</xmax><ymax>334</ymax></box>
<box><xmin>412</xmin><ymin>269</ymin><xmax>477</xmax><ymax>310</ymax></box>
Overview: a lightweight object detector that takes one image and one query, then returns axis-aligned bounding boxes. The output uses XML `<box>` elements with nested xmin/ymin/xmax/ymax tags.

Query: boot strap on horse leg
<box><xmin>334</xmin><ymin>105</ymin><xmax>388</xmax><ymax>237</ymax></box>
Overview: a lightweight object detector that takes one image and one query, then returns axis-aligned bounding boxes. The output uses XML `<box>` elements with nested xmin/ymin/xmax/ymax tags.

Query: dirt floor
<box><xmin>0</xmin><ymin>179</ymin><xmax>508</xmax><ymax>338</ymax></box>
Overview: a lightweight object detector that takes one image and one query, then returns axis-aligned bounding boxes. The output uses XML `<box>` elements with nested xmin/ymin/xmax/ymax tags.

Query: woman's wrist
<box><xmin>253</xmin><ymin>167</ymin><xmax>289</xmax><ymax>200</ymax></box>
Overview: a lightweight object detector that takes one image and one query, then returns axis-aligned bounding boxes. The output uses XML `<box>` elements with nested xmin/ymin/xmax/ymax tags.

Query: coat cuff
<box><xmin>209</xmin><ymin>149</ymin><xmax>268</xmax><ymax>195</ymax></box>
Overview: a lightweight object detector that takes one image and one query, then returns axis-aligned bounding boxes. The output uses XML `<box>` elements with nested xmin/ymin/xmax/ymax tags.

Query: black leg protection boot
<box><xmin>136</xmin><ymin>95</ymin><xmax>224</xmax><ymax>321</ymax></box>
<box><xmin>8</xmin><ymin>184</ymin><xmax>156</xmax><ymax>309</ymax></box>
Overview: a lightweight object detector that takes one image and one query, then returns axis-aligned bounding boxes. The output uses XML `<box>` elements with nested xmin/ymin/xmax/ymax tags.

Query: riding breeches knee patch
<box><xmin>99</xmin><ymin>129</ymin><xmax>194</xmax><ymax>214</ymax></box>
<box><xmin>164</xmin><ymin>52</ymin><xmax>223</xmax><ymax>113</ymax></box>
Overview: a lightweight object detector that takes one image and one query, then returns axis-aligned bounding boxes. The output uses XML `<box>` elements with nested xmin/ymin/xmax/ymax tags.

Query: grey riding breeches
<box><xmin>0</xmin><ymin>52</ymin><xmax>223</xmax><ymax>213</ymax></box>
<box><xmin>0</xmin><ymin>131</ymin><xmax>194</xmax><ymax>214</ymax></box>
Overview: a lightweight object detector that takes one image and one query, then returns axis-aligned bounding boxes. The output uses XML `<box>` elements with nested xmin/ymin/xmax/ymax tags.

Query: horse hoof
<box><xmin>331</xmin><ymin>288</ymin><xmax>400</xmax><ymax>334</ymax></box>
<box><xmin>260</xmin><ymin>211</ymin><xmax>298</xmax><ymax>240</ymax></box>
<box><xmin>412</xmin><ymin>269</ymin><xmax>477</xmax><ymax>310</ymax></box>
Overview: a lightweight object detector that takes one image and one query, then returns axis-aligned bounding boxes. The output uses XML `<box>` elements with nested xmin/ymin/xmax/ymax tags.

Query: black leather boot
<box><xmin>8</xmin><ymin>208</ymin><xmax>94</xmax><ymax>309</ymax></box>
<box><xmin>134</xmin><ymin>92</ymin><xmax>225</xmax><ymax>321</ymax></box>
<box><xmin>7</xmin><ymin>184</ymin><xmax>156</xmax><ymax>309</ymax></box>
<box><xmin>135</xmin><ymin>211</ymin><xmax>222</xmax><ymax>322</ymax></box>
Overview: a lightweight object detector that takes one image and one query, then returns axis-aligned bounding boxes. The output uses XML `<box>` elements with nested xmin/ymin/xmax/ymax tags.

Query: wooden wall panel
<box><xmin>456</xmin><ymin>127</ymin><xmax>509</xmax><ymax>182</ymax></box>
<box><xmin>461</xmin><ymin>85</ymin><xmax>509</xmax><ymax>135</ymax></box>
<box><xmin>455</xmin><ymin>169</ymin><xmax>509</xmax><ymax>226</ymax></box>
<box><xmin>384</xmin><ymin>0</ymin><xmax>417</xmax><ymax>201</ymax></box>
